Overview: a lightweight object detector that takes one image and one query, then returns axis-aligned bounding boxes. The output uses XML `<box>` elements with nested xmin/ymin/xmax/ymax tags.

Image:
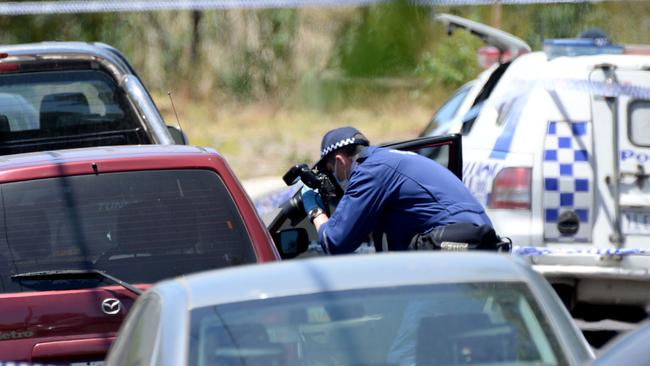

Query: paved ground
<box><xmin>242</xmin><ymin>176</ymin><xmax>285</xmax><ymax>200</ymax></box>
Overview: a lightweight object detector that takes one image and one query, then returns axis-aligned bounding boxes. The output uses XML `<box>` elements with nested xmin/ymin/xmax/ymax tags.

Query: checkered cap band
<box><xmin>321</xmin><ymin>137</ymin><xmax>358</xmax><ymax>158</ymax></box>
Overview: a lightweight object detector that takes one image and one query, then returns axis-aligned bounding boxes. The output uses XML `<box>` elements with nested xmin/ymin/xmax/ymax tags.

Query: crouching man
<box><xmin>302</xmin><ymin>126</ymin><xmax>496</xmax><ymax>254</ymax></box>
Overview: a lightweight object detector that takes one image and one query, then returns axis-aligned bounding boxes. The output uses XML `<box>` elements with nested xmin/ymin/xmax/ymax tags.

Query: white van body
<box><xmin>448</xmin><ymin>51</ymin><xmax>650</xmax><ymax>314</ymax></box>
<box><xmin>427</xmin><ymin>15</ymin><xmax>650</xmax><ymax>317</ymax></box>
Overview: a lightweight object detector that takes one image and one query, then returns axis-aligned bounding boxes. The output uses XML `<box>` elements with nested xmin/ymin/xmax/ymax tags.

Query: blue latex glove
<box><xmin>301</xmin><ymin>185</ymin><xmax>324</xmax><ymax>214</ymax></box>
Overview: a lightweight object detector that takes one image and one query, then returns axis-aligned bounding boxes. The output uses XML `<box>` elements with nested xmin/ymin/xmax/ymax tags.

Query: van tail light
<box><xmin>489</xmin><ymin>167</ymin><xmax>531</xmax><ymax>209</ymax></box>
<box><xmin>477</xmin><ymin>46</ymin><xmax>516</xmax><ymax>69</ymax></box>
<box><xmin>0</xmin><ymin>63</ymin><xmax>19</xmax><ymax>73</ymax></box>
<box><xmin>478</xmin><ymin>47</ymin><xmax>500</xmax><ymax>69</ymax></box>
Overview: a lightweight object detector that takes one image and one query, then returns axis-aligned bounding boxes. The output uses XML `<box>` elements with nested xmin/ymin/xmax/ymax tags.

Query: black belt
<box><xmin>408</xmin><ymin>223</ymin><xmax>511</xmax><ymax>252</ymax></box>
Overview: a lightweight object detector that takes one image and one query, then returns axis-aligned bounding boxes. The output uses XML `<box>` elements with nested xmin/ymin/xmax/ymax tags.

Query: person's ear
<box><xmin>332</xmin><ymin>155</ymin><xmax>343</xmax><ymax>176</ymax></box>
<box><xmin>334</xmin><ymin>154</ymin><xmax>346</xmax><ymax>168</ymax></box>
<box><xmin>337</xmin><ymin>154</ymin><xmax>355</xmax><ymax>177</ymax></box>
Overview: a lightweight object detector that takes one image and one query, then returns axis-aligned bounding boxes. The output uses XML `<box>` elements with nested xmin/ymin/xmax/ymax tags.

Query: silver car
<box><xmin>589</xmin><ymin>321</ymin><xmax>650</xmax><ymax>366</ymax></box>
<box><xmin>0</xmin><ymin>42</ymin><xmax>184</xmax><ymax>155</ymax></box>
<box><xmin>106</xmin><ymin>252</ymin><xmax>595</xmax><ymax>366</ymax></box>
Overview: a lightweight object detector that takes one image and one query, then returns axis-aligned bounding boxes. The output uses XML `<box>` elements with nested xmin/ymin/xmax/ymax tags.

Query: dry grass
<box><xmin>154</xmin><ymin>93</ymin><xmax>433</xmax><ymax>179</ymax></box>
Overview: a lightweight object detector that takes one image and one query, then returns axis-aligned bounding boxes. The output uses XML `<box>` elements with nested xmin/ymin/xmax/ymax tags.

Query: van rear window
<box><xmin>0</xmin><ymin>169</ymin><xmax>256</xmax><ymax>293</ymax></box>
<box><xmin>0</xmin><ymin>69</ymin><xmax>148</xmax><ymax>154</ymax></box>
<box><xmin>629</xmin><ymin>100</ymin><xmax>650</xmax><ymax>146</ymax></box>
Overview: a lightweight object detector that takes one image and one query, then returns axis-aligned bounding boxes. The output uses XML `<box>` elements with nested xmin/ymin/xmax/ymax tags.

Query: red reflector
<box><xmin>489</xmin><ymin>167</ymin><xmax>532</xmax><ymax>209</ymax></box>
<box><xmin>0</xmin><ymin>53</ymin><xmax>8</xmax><ymax>59</ymax></box>
<box><xmin>0</xmin><ymin>63</ymin><xmax>19</xmax><ymax>73</ymax></box>
<box><xmin>478</xmin><ymin>46</ymin><xmax>500</xmax><ymax>69</ymax></box>
<box><xmin>477</xmin><ymin>46</ymin><xmax>525</xmax><ymax>69</ymax></box>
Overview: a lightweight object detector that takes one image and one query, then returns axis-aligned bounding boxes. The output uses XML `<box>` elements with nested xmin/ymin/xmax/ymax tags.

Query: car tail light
<box><xmin>477</xmin><ymin>47</ymin><xmax>523</xmax><ymax>69</ymax></box>
<box><xmin>478</xmin><ymin>46</ymin><xmax>500</xmax><ymax>69</ymax></box>
<box><xmin>489</xmin><ymin>167</ymin><xmax>531</xmax><ymax>209</ymax></box>
<box><xmin>0</xmin><ymin>63</ymin><xmax>19</xmax><ymax>73</ymax></box>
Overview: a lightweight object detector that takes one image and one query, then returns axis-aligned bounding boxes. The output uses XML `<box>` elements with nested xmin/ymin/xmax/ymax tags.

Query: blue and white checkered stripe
<box><xmin>542</xmin><ymin>121</ymin><xmax>593</xmax><ymax>242</ymax></box>
<box><xmin>321</xmin><ymin>137</ymin><xmax>357</xmax><ymax>158</ymax></box>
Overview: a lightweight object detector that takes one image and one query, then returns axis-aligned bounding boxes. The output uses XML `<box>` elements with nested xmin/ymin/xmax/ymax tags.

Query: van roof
<box><xmin>547</xmin><ymin>52</ymin><xmax>650</xmax><ymax>69</ymax></box>
<box><xmin>513</xmin><ymin>51</ymin><xmax>650</xmax><ymax>73</ymax></box>
<box><xmin>488</xmin><ymin>51</ymin><xmax>650</xmax><ymax>98</ymax></box>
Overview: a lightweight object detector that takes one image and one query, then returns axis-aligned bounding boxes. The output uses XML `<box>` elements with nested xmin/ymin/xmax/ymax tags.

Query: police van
<box><xmin>425</xmin><ymin>15</ymin><xmax>650</xmax><ymax>321</ymax></box>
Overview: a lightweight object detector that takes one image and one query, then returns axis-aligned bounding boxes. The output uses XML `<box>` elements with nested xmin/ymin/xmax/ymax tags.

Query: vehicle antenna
<box><xmin>167</xmin><ymin>91</ymin><xmax>184</xmax><ymax>133</ymax></box>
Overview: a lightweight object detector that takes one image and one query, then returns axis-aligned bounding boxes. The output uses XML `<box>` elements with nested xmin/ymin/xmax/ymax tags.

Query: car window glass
<box><xmin>518</xmin><ymin>295</ymin><xmax>558</xmax><ymax>365</ymax></box>
<box><xmin>110</xmin><ymin>295</ymin><xmax>161</xmax><ymax>366</ymax></box>
<box><xmin>0</xmin><ymin>169</ymin><xmax>256</xmax><ymax>293</ymax></box>
<box><xmin>189</xmin><ymin>282</ymin><xmax>567</xmax><ymax>366</ymax></box>
<box><xmin>461</xmin><ymin>62</ymin><xmax>511</xmax><ymax>135</ymax></box>
<box><xmin>418</xmin><ymin>144</ymin><xmax>449</xmax><ymax>169</ymax></box>
<box><xmin>629</xmin><ymin>100</ymin><xmax>650</xmax><ymax>146</ymax></box>
<box><xmin>0</xmin><ymin>69</ymin><xmax>147</xmax><ymax>154</ymax></box>
<box><xmin>421</xmin><ymin>83</ymin><xmax>472</xmax><ymax>136</ymax></box>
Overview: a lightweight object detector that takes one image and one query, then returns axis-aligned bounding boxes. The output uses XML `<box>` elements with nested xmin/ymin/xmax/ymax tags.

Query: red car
<box><xmin>0</xmin><ymin>145</ymin><xmax>279</xmax><ymax>364</ymax></box>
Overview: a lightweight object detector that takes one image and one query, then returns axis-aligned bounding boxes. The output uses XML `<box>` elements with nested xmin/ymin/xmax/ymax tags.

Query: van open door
<box><xmin>424</xmin><ymin>14</ymin><xmax>532</xmax><ymax>137</ymax></box>
<box><xmin>434</xmin><ymin>13</ymin><xmax>531</xmax><ymax>62</ymax></box>
<box><xmin>591</xmin><ymin>65</ymin><xmax>650</xmax><ymax>250</ymax></box>
<box><xmin>381</xmin><ymin>133</ymin><xmax>463</xmax><ymax>180</ymax></box>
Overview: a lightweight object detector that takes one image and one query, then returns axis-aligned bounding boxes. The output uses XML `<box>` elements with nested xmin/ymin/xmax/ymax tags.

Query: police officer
<box><xmin>302</xmin><ymin>126</ymin><xmax>493</xmax><ymax>254</ymax></box>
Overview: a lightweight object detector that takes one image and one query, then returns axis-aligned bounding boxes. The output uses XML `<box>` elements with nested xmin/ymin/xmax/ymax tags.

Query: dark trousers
<box><xmin>408</xmin><ymin>223</ymin><xmax>510</xmax><ymax>252</ymax></box>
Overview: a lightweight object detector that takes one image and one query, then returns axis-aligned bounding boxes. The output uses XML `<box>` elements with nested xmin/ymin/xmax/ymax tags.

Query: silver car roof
<box><xmin>161</xmin><ymin>252</ymin><xmax>538</xmax><ymax>309</ymax></box>
<box><xmin>0</xmin><ymin>42</ymin><xmax>134</xmax><ymax>79</ymax></box>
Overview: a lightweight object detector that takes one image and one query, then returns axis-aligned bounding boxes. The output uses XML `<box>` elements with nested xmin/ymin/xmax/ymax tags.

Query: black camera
<box><xmin>279</xmin><ymin>163</ymin><xmax>342</xmax><ymax>224</ymax></box>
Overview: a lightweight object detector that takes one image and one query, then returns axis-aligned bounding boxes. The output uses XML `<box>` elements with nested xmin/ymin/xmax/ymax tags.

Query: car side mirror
<box><xmin>167</xmin><ymin>125</ymin><xmax>189</xmax><ymax>145</ymax></box>
<box><xmin>273</xmin><ymin>228</ymin><xmax>309</xmax><ymax>259</ymax></box>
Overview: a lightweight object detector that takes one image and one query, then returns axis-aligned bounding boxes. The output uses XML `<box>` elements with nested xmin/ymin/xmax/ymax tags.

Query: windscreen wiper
<box><xmin>11</xmin><ymin>269</ymin><xmax>143</xmax><ymax>296</ymax></box>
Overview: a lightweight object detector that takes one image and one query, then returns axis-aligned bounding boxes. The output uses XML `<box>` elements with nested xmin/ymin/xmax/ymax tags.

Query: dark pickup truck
<box><xmin>0</xmin><ymin>145</ymin><xmax>279</xmax><ymax>364</ymax></box>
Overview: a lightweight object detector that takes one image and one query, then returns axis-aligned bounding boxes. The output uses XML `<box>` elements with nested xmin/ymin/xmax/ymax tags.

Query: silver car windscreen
<box><xmin>189</xmin><ymin>282</ymin><xmax>567</xmax><ymax>366</ymax></box>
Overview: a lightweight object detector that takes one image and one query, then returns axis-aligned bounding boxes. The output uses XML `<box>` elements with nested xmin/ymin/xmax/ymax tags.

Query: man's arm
<box><xmin>316</xmin><ymin>168</ymin><xmax>387</xmax><ymax>254</ymax></box>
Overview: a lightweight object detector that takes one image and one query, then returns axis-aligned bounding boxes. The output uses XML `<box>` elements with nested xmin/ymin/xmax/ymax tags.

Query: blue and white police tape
<box><xmin>513</xmin><ymin>246</ymin><xmax>650</xmax><ymax>257</ymax></box>
<box><xmin>0</xmin><ymin>0</ymin><xmax>380</xmax><ymax>14</ymax></box>
<box><xmin>0</xmin><ymin>0</ymin><xmax>618</xmax><ymax>15</ymax></box>
<box><xmin>414</xmin><ymin>0</ymin><xmax>604</xmax><ymax>4</ymax></box>
<box><xmin>486</xmin><ymin>78</ymin><xmax>650</xmax><ymax>112</ymax></box>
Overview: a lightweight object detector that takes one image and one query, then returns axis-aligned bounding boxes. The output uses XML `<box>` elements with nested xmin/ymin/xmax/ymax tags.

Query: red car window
<box><xmin>0</xmin><ymin>169</ymin><xmax>256</xmax><ymax>292</ymax></box>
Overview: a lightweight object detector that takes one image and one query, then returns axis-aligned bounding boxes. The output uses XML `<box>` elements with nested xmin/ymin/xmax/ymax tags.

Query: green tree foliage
<box><xmin>0</xmin><ymin>12</ymin><xmax>131</xmax><ymax>47</ymax></box>
<box><xmin>416</xmin><ymin>30</ymin><xmax>482</xmax><ymax>89</ymax></box>
<box><xmin>333</xmin><ymin>0</ymin><xmax>433</xmax><ymax>77</ymax></box>
<box><xmin>0</xmin><ymin>3</ymin><xmax>648</xmax><ymax>105</ymax></box>
<box><xmin>526</xmin><ymin>3</ymin><xmax>595</xmax><ymax>49</ymax></box>
<box><xmin>196</xmin><ymin>9</ymin><xmax>298</xmax><ymax>100</ymax></box>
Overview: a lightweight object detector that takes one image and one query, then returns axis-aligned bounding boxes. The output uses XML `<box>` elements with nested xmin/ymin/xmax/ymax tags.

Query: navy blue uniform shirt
<box><xmin>318</xmin><ymin>146</ymin><xmax>492</xmax><ymax>254</ymax></box>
